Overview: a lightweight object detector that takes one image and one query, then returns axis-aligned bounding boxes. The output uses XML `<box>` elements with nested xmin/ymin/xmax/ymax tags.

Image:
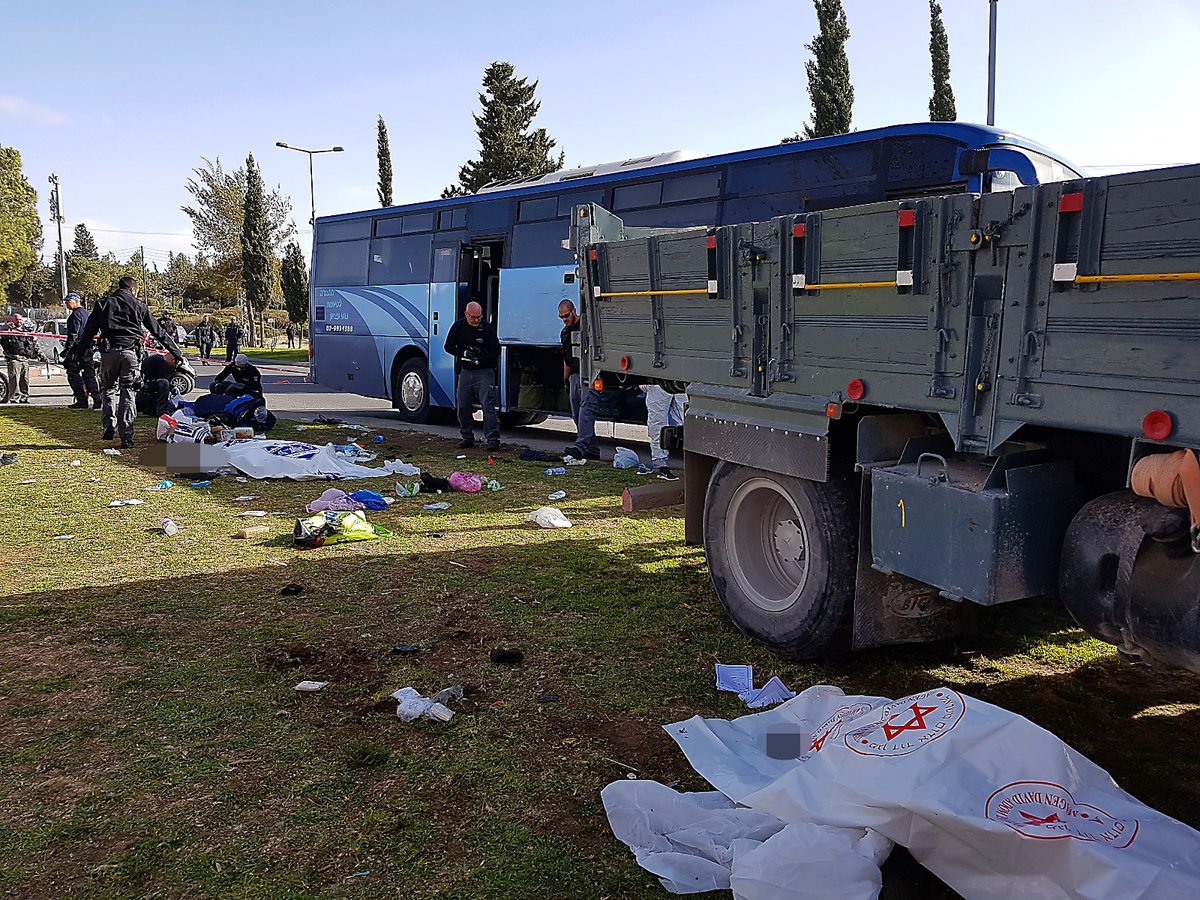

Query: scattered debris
<box><xmin>548</xmin><ymin>490</ymin><xmax>567</xmax><ymax>501</ymax></box>
<box><xmin>372</xmin><ymin>435</ymin><xmax>386</xmax><ymax>443</ymax></box>
<box><xmin>456</xmin><ymin>455</ymin><xmax>467</xmax><ymax>460</ymax></box>
<box><xmin>0</xmin><ymin>452</ymin><xmax>17</xmax><ymax>466</ymax></box>
<box><xmin>388</xmin><ymin>645</ymin><xmax>420</xmax><ymax>655</ymax></box>
<box><xmin>424</xmin><ymin>531</ymin><xmax>444</xmax><ymax>538</ymax></box>
<box><xmin>52</xmin><ymin>534</ymin><xmax>74</xmax><ymax>541</ymax></box>
<box><xmin>149</xmin><ymin>479</ymin><xmax>174</xmax><ymax>490</ymax></box>
<box><xmin>715</xmin><ymin>664</ymin><xmax>796</xmax><ymax>708</ymax></box>
<box><xmin>612</xmin><ymin>446</ymin><xmax>640</xmax><ymax>469</ymax></box>
<box><xmin>107</xmin><ymin>499</ymin><xmax>144</xmax><ymax>508</ymax></box>
<box><xmin>190</xmin><ymin>480</ymin><xmax>212</xmax><ymax>488</ymax></box>
<box><xmin>527</xmin><ymin>506</ymin><xmax>572</xmax><ymax>529</ymax></box>
<box><xmin>294</xmin><ymin>680</ymin><xmax>329</xmax><ymax>692</ymax></box>
<box><xmin>280</xmin><ymin>584</ymin><xmax>304</xmax><ymax>596</ymax></box>
<box><xmin>423</xmin><ymin>502</ymin><xmax>451</xmax><ymax>511</ymax></box>
<box><xmin>233</xmin><ymin>495</ymin><xmax>259</xmax><ymax>502</ymax></box>
<box><xmin>448</xmin><ymin>560</ymin><xmax>469</xmax><ymax>570</ymax></box>
<box><xmin>161</xmin><ymin>518</ymin><xmax>179</xmax><ymax>536</ymax></box>
<box><xmin>433</xmin><ymin>685</ymin><xmax>465</xmax><ymax>705</ymax></box>
<box><xmin>235</xmin><ymin>525</ymin><xmax>271</xmax><ymax>539</ymax></box>
<box><xmin>86</xmin><ymin>477</ymin><xmax>100</xmax><ymax>482</ymax></box>
<box><xmin>490</xmin><ymin>648</ymin><xmax>524</xmax><ymax>665</ymax></box>
<box><xmin>237</xmin><ymin>510</ymin><xmax>268</xmax><ymax>517</ymax></box>
<box><xmin>70</xmin><ymin>459</ymin><xmax>80</xmax><ymax>467</ymax></box>
<box><xmin>293</xmin><ymin>510</ymin><xmax>392</xmax><ymax>547</ymax></box>
<box><xmin>102</xmin><ymin>448</ymin><xmax>121</xmax><ymax>456</ymax></box>
<box><xmin>563</xmin><ymin>456</ymin><xmax>586</xmax><ymax>466</ymax></box>
<box><xmin>538</xmin><ymin>693</ymin><xmax>560</xmax><ymax>704</ymax></box>
<box><xmin>392</xmin><ymin>686</ymin><xmax>455</xmax><ymax>723</ymax></box>
<box><xmin>17</xmin><ymin>479</ymin><xmax>36</xmax><ymax>484</ymax></box>
<box><xmin>544</xmin><ymin>467</ymin><xmax>568</xmax><ymax>476</ymax></box>
<box><xmin>486</xmin><ymin>479</ymin><xmax>502</xmax><ymax>492</ymax></box>
<box><xmin>518</xmin><ymin>448</ymin><xmax>558</xmax><ymax>463</ymax></box>
<box><xmin>395</xmin><ymin>481</ymin><xmax>421</xmax><ymax>497</ymax></box>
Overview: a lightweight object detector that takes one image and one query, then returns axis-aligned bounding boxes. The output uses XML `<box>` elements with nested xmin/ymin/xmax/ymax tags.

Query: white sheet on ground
<box><xmin>216</xmin><ymin>440</ymin><xmax>421</xmax><ymax>480</ymax></box>
<box><xmin>605</xmin><ymin>684</ymin><xmax>1200</xmax><ymax>899</ymax></box>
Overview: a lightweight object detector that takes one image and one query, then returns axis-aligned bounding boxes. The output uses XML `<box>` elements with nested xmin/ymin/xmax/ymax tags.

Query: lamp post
<box><xmin>274</xmin><ymin>142</ymin><xmax>344</xmax><ymax>226</ymax></box>
<box><xmin>986</xmin><ymin>0</ymin><xmax>999</xmax><ymax>126</ymax></box>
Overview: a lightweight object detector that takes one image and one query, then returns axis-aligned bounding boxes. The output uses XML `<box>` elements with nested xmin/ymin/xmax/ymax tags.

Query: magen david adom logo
<box><xmin>985</xmin><ymin>781</ymin><xmax>1139</xmax><ymax>847</ymax></box>
<box><xmin>844</xmin><ymin>688</ymin><xmax>965</xmax><ymax>757</ymax></box>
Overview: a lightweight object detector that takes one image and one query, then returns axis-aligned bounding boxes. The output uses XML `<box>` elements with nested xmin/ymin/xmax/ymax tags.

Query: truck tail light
<box><xmin>1142</xmin><ymin>410</ymin><xmax>1174</xmax><ymax>441</ymax></box>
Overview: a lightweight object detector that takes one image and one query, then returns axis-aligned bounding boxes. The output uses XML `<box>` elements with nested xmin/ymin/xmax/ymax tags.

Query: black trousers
<box><xmin>225</xmin><ymin>341</ymin><xmax>239</xmax><ymax>362</ymax></box>
<box><xmin>66</xmin><ymin>355</ymin><xmax>101</xmax><ymax>405</ymax></box>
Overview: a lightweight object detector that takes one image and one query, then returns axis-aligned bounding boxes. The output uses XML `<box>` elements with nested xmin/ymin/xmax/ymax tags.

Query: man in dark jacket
<box><xmin>75</xmin><ymin>276</ymin><xmax>182</xmax><ymax>448</ymax></box>
<box><xmin>211</xmin><ymin>353</ymin><xmax>263</xmax><ymax>399</ymax></box>
<box><xmin>224</xmin><ymin>319</ymin><xmax>243</xmax><ymax>362</ymax></box>
<box><xmin>137</xmin><ymin>352</ymin><xmax>178</xmax><ymax>417</ymax></box>
<box><xmin>286</xmin><ymin>322</ymin><xmax>296</xmax><ymax>349</ymax></box>
<box><xmin>1</xmin><ymin>314</ymin><xmax>49</xmax><ymax>404</ymax></box>
<box><xmin>63</xmin><ymin>293</ymin><xmax>101</xmax><ymax>409</ymax></box>
<box><xmin>558</xmin><ymin>299</ymin><xmax>600</xmax><ymax>460</ymax></box>
<box><xmin>195</xmin><ymin>316</ymin><xmax>215</xmax><ymax>359</ymax></box>
<box><xmin>443</xmin><ymin>301</ymin><xmax>501</xmax><ymax>449</ymax></box>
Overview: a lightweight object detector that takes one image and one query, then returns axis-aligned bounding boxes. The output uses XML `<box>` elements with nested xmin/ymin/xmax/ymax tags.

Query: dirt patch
<box><xmin>257</xmin><ymin>638</ymin><xmax>387</xmax><ymax>687</ymax></box>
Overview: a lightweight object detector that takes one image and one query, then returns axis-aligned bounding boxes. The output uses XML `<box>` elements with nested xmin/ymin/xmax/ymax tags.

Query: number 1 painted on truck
<box><xmin>898</xmin><ymin>499</ymin><xmax>906</xmax><ymax>528</ymax></box>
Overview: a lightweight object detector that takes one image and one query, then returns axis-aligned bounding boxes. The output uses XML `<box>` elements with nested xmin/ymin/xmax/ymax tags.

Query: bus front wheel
<box><xmin>393</xmin><ymin>357</ymin><xmax>432</xmax><ymax>423</ymax></box>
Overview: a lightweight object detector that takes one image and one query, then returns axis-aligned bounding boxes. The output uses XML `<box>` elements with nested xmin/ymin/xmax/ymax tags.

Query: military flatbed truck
<box><xmin>571</xmin><ymin>163</ymin><xmax>1200</xmax><ymax>672</ymax></box>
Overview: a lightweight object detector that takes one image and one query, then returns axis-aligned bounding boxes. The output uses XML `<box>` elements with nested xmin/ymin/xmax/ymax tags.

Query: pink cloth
<box><xmin>305</xmin><ymin>488</ymin><xmax>366</xmax><ymax>513</ymax></box>
<box><xmin>449</xmin><ymin>472</ymin><xmax>484</xmax><ymax>493</ymax></box>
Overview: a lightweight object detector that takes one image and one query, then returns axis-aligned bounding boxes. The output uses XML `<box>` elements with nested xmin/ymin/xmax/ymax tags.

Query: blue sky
<box><xmin>3</xmin><ymin>0</ymin><xmax>1198</xmax><ymax>269</ymax></box>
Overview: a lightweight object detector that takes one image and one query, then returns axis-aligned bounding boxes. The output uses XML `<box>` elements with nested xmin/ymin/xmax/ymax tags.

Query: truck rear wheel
<box><xmin>703</xmin><ymin>462</ymin><xmax>856</xmax><ymax>659</ymax></box>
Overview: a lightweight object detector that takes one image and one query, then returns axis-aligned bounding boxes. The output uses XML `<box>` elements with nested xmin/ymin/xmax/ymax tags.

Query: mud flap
<box><xmin>852</xmin><ymin>472</ymin><xmax>973</xmax><ymax>650</ymax></box>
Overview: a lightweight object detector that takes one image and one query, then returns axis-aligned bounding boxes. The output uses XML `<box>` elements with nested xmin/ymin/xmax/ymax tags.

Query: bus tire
<box><xmin>703</xmin><ymin>461</ymin><xmax>856</xmax><ymax>659</ymax></box>
<box><xmin>499</xmin><ymin>411</ymin><xmax>549</xmax><ymax>428</ymax></box>
<box><xmin>393</xmin><ymin>357</ymin><xmax>432</xmax><ymax>423</ymax></box>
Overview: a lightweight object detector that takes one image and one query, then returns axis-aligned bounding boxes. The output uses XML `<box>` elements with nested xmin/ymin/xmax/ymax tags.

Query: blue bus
<box><xmin>309</xmin><ymin>122</ymin><xmax>1080</xmax><ymax>425</ymax></box>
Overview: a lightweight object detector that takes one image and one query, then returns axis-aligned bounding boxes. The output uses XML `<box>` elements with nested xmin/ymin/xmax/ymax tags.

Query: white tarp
<box><xmin>603</xmin><ymin>685</ymin><xmax>1200</xmax><ymax>899</ymax></box>
<box><xmin>216</xmin><ymin>440</ymin><xmax>420</xmax><ymax>481</ymax></box>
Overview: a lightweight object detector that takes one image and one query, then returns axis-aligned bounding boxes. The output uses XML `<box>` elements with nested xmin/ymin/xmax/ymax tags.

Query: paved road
<box><xmin>14</xmin><ymin>355</ymin><xmax>671</xmax><ymax>462</ymax></box>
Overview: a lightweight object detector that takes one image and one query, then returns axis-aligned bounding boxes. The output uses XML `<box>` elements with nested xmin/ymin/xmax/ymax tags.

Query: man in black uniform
<box><xmin>224</xmin><ymin>319</ymin><xmax>243</xmax><ymax>362</ymax></box>
<box><xmin>62</xmin><ymin>293</ymin><xmax>101</xmax><ymax>409</ymax></box>
<box><xmin>74</xmin><ymin>276</ymin><xmax>183</xmax><ymax>448</ymax></box>
<box><xmin>195</xmin><ymin>315</ymin><xmax>215</xmax><ymax>359</ymax></box>
<box><xmin>211</xmin><ymin>353</ymin><xmax>263</xmax><ymax>399</ymax></box>
<box><xmin>443</xmin><ymin>301</ymin><xmax>501</xmax><ymax>449</ymax></box>
<box><xmin>137</xmin><ymin>352</ymin><xmax>179</xmax><ymax>417</ymax></box>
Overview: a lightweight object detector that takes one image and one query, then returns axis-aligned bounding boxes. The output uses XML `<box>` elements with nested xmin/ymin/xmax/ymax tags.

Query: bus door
<box><xmin>429</xmin><ymin>241</ymin><xmax>466</xmax><ymax>408</ymax></box>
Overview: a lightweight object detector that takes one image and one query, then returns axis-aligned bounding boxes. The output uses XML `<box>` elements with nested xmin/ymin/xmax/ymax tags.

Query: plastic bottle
<box><xmin>372</xmin><ymin>435</ymin><xmax>386</xmax><ymax>444</ymax></box>
<box><xmin>161</xmin><ymin>518</ymin><xmax>179</xmax><ymax>536</ymax></box>
<box><xmin>486</xmin><ymin>479</ymin><xmax>502</xmax><ymax>492</ymax></box>
<box><xmin>544</xmin><ymin>467</ymin><xmax>567</xmax><ymax>476</ymax></box>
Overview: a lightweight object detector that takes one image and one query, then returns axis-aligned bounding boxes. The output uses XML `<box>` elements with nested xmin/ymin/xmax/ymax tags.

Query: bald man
<box><xmin>443</xmin><ymin>301</ymin><xmax>501</xmax><ymax>449</ymax></box>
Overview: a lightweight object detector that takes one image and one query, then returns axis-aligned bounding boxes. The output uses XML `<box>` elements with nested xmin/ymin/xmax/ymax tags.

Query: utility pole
<box><xmin>987</xmin><ymin>0</ymin><xmax>999</xmax><ymax>126</ymax></box>
<box><xmin>47</xmin><ymin>174</ymin><xmax>67</xmax><ymax>298</ymax></box>
<box><xmin>140</xmin><ymin>245</ymin><xmax>148</xmax><ymax>300</ymax></box>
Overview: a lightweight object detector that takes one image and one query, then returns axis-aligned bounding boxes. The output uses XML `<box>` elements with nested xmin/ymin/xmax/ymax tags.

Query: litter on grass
<box><xmin>391</xmin><ymin>686</ymin><xmax>456</xmax><ymax>723</ymax></box>
<box><xmin>233</xmin><ymin>495</ymin><xmax>259</xmax><ymax>502</ymax></box>
<box><xmin>107</xmin><ymin>499</ymin><xmax>144</xmax><ymax>508</ymax></box>
<box><xmin>294</xmin><ymin>680</ymin><xmax>328</xmax><ymax>692</ymax></box>
<box><xmin>52</xmin><ymin>534</ymin><xmax>74</xmax><ymax>541</ymax></box>
<box><xmin>527</xmin><ymin>506</ymin><xmax>572</xmax><ymax>529</ymax></box>
<box><xmin>604</xmin><ymin>683</ymin><xmax>1200</xmax><ymax>899</ymax></box>
<box><xmin>448</xmin><ymin>560</ymin><xmax>469</xmax><ymax>570</ymax></box>
<box><xmin>423</xmin><ymin>502</ymin><xmax>451</xmax><ymax>511</ymax></box>
<box><xmin>70</xmin><ymin>459</ymin><xmax>80</xmax><ymax>467</ymax></box>
<box><xmin>237</xmin><ymin>510</ymin><xmax>269</xmax><ymax>517</ymax></box>
<box><xmin>548</xmin><ymin>490</ymin><xmax>567</xmax><ymax>501</ymax></box>
<box><xmin>102</xmin><ymin>448</ymin><xmax>121</xmax><ymax>456</ymax></box>
<box><xmin>716</xmin><ymin>664</ymin><xmax>797</xmax><ymax>708</ymax></box>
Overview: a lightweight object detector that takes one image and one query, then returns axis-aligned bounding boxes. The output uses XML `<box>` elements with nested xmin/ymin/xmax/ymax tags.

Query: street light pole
<box><xmin>48</xmin><ymin>173</ymin><xmax>67</xmax><ymax>298</ymax></box>
<box><xmin>987</xmin><ymin>0</ymin><xmax>999</xmax><ymax>126</ymax></box>
<box><xmin>274</xmin><ymin>142</ymin><xmax>344</xmax><ymax>226</ymax></box>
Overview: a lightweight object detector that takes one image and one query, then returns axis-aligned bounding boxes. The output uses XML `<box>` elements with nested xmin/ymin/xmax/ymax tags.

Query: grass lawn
<box><xmin>237</xmin><ymin>347</ymin><xmax>309</xmax><ymax>365</ymax></box>
<box><xmin>2</xmin><ymin>408</ymin><xmax>1199</xmax><ymax>897</ymax></box>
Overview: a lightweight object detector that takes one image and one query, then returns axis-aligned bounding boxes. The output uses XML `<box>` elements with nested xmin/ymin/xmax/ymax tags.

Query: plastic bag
<box><xmin>449</xmin><ymin>472</ymin><xmax>484</xmax><ymax>493</ymax></box>
<box><xmin>293</xmin><ymin>510</ymin><xmax>392</xmax><ymax>548</ymax></box>
<box><xmin>613</xmin><ymin>446</ymin><xmax>640</xmax><ymax>469</ymax></box>
<box><xmin>527</xmin><ymin>506</ymin><xmax>572</xmax><ymax>529</ymax></box>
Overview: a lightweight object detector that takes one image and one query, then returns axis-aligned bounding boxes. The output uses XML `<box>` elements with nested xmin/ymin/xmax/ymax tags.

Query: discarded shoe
<box><xmin>656</xmin><ymin>467</ymin><xmax>679</xmax><ymax>482</ymax></box>
<box><xmin>489</xmin><ymin>648</ymin><xmax>524</xmax><ymax>665</ymax></box>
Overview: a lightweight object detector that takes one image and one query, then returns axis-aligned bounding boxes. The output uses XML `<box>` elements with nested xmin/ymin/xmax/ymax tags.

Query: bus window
<box><xmin>663</xmin><ymin>171</ymin><xmax>721</xmax><ymax>203</ymax></box>
<box><xmin>557</xmin><ymin>190</ymin><xmax>605</xmax><ymax>217</ymax></box>
<box><xmin>518</xmin><ymin>196</ymin><xmax>558</xmax><ymax>222</ymax></box>
<box><xmin>614</xmin><ymin>181</ymin><xmax>662</xmax><ymax>210</ymax></box>
<box><xmin>438</xmin><ymin>208</ymin><xmax>467</xmax><ymax>230</ymax></box>
<box><xmin>318</xmin><ymin>218</ymin><xmax>371</xmax><ymax>242</ymax></box>
<box><xmin>403</xmin><ymin>212</ymin><xmax>435</xmax><ymax>234</ymax></box>
<box><xmin>511</xmin><ymin>220</ymin><xmax>572</xmax><ymax>267</ymax></box>
<box><xmin>620</xmin><ymin>201</ymin><xmax>720</xmax><ymax>229</ymax></box>
<box><xmin>370</xmin><ymin>234</ymin><xmax>433</xmax><ymax>285</ymax></box>
<box><xmin>471</xmin><ymin>198</ymin><xmax>512</xmax><ymax>234</ymax></box>
<box><xmin>314</xmin><ymin>240</ymin><xmax>369</xmax><ymax>286</ymax></box>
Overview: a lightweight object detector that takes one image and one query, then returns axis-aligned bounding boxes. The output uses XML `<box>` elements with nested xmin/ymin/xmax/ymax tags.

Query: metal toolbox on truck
<box><xmin>869</xmin><ymin>441</ymin><xmax>1084</xmax><ymax>605</ymax></box>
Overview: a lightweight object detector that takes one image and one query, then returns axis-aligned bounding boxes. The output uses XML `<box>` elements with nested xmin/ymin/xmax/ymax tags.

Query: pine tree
<box><xmin>241</xmin><ymin>153</ymin><xmax>272</xmax><ymax>348</ymax></box>
<box><xmin>281</xmin><ymin>240</ymin><xmax>309</xmax><ymax>328</ymax></box>
<box><xmin>928</xmin><ymin>0</ymin><xmax>957</xmax><ymax>121</ymax></box>
<box><xmin>377</xmin><ymin>116</ymin><xmax>394</xmax><ymax>207</ymax></box>
<box><xmin>803</xmin><ymin>0</ymin><xmax>854</xmax><ymax>138</ymax></box>
<box><xmin>442</xmin><ymin>61</ymin><xmax>564</xmax><ymax>196</ymax></box>
<box><xmin>71</xmin><ymin>223</ymin><xmax>99</xmax><ymax>260</ymax></box>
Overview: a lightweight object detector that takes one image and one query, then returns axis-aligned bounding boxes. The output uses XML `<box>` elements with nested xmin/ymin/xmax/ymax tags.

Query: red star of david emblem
<box><xmin>881</xmin><ymin>702</ymin><xmax>938</xmax><ymax>740</ymax></box>
<box><xmin>809</xmin><ymin>727</ymin><xmax>834</xmax><ymax>752</ymax></box>
<box><xmin>1019</xmin><ymin>811</ymin><xmax>1061</xmax><ymax>826</ymax></box>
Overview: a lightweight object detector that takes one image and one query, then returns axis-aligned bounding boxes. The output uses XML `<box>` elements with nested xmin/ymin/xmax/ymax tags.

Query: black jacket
<box><xmin>140</xmin><ymin>353</ymin><xmax>175</xmax><ymax>383</ymax></box>
<box><xmin>78</xmin><ymin>289</ymin><xmax>181</xmax><ymax>358</ymax></box>
<box><xmin>64</xmin><ymin>307</ymin><xmax>89</xmax><ymax>353</ymax></box>
<box><xmin>0</xmin><ymin>332</ymin><xmax>48</xmax><ymax>362</ymax></box>
<box><xmin>213</xmin><ymin>361</ymin><xmax>263</xmax><ymax>398</ymax></box>
<box><xmin>444</xmin><ymin>318</ymin><xmax>500</xmax><ymax>372</ymax></box>
<box><xmin>225</xmin><ymin>323</ymin><xmax>242</xmax><ymax>344</ymax></box>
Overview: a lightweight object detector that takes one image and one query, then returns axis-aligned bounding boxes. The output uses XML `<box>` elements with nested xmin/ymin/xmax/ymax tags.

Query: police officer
<box><xmin>62</xmin><ymin>293</ymin><xmax>101</xmax><ymax>409</ymax></box>
<box><xmin>74</xmin><ymin>276</ymin><xmax>182</xmax><ymax>448</ymax></box>
<box><xmin>195</xmin><ymin>315</ymin><xmax>215</xmax><ymax>359</ymax></box>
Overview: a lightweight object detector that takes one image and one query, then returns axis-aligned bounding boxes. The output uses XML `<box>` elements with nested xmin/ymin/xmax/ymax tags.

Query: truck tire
<box><xmin>703</xmin><ymin>461</ymin><xmax>857</xmax><ymax>659</ymax></box>
<box><xmin>499</xmin><ymin>411</ymin><xmax>549</xmax><ymax>428</ymax></box>
<box><xmin>392</xmin><ymin>357</ymin><xmax>432</xmax><ymax>423</ymax></box>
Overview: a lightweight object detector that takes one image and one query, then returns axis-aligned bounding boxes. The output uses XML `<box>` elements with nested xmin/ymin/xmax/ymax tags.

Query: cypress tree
<box><xmin>442</xmin><ymin>61</ymin><xmax>564</xmax><ymax>197</ymax></box>
<box><xmin>803</xmin><ymin>0</ymin><xmax>854</xmax><ymax>138</ymax></box>
<box><xmin>241</xmin><ymin>153</ymin><xmax>271</xmax><ymax>348</ymax></box>
<box><xmin>281</xmin><ymin>240</ymin><xmax>310</xmax><ymax>328</ymax></box>
<box><xmin>72</xmin><ymin>223</ymin><xmax>99</xmax><ymax>260</ymax></box>
<box><xmin>928</xmin><ymin>0</ymin><xmax>957</xmax><ymax>121</ymax></box>
<box><xmin>377</xmin><ymin>115</ymin><xmax>394</xmax><ymax>207</ymax></box>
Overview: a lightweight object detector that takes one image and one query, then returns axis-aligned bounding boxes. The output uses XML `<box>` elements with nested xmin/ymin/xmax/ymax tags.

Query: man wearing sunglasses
<box><xmin>444</xmin><ymin>301</ymin><xmax>501</xmax><ymax>450</ymax></box>
<box><xmin>558</xmin><ymin>299</ymin><xmax>600</xmax><ymax>461</ymax></box>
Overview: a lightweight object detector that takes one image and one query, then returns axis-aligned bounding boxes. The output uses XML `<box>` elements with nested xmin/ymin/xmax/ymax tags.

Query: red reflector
<box><xmin>1142</xmin><ymin>410</ymin><xmax>1174</xmax><ymax>441</ymax></box>
<box><xmin>897</xmin><ymin>209</ymin><xmax>916</xmax><ymax>228</ymax></box>
<box><xmin>1059</xmin><ymin>192</ymin><xmax>1084</xmax><ymax>213</ymax></box>
<box><xmin>619</xmin><ymin>355</ymin><xmax>630</xmax><ymax>371</ymax></box>
<box><xmin>706</xmin><ymin>235</ymin><xmax>716</xmax><ymax>250</ymax></box>
<box><xmin>846</xmin><ymin>378</ymin><xmax>865</xmax><ymax>401</ymax></box>
<box><xmin>792</xmin><ymin>223</ymin><xmax>806</xmax><ymax>238</ymax></box>
<box><xmin>825</xmin><ymin>401</ymin><xmax>841</xmax><ymax>420</ymax></box>
<box><xmin>588</xmin><ymin>248</ymin><xmax>598</xmax><ymax>261</ymax></box>
<box><xmin>592</xmin><ymin>377</ymin><xmax>604</xmax><ymax>392</ymax></box>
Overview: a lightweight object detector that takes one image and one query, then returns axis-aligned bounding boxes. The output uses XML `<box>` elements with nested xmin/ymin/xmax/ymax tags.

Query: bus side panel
<box><xmin>496</xmin><ymin>266</ymin><xmax>577</xmax><ymax>344</ymax></box>
<box><xmin>429</xmin><ymin>281</ymin><xmax>458</xmax><ymax>409</ymax></box>
<box><xmin>312</xmin><ymin>285</ymin><xmax>430</xmax><ymax>400</ymax></box>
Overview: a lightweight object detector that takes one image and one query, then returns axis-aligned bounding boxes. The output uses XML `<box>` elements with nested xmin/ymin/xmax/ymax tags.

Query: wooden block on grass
<box><xmin>236</xmin><ymin>525</ymin><xmax>271</xmax><ymax>539</ymax></box>
<box><xmin>622</xmin><ymin>482</ymin><xmax>685</xmax><ymax>513</ymax></box>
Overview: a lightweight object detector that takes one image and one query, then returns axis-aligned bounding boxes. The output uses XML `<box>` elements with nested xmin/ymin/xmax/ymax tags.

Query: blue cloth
<box><xmin>347</xmin><ymin>489</ymin><xmax>389</xmax><ymax>511</ymax></box>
